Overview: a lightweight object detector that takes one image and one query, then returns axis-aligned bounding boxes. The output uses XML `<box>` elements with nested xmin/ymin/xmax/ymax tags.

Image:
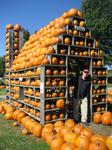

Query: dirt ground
<box><xmin>89</xmin><ymin>122</ymin><xmax>112</xmax><ymax>136</ymax></box>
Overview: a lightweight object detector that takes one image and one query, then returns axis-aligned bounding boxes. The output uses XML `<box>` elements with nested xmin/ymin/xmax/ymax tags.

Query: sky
<box><xmin>0</xmin><ymin>0</ymin><xmax>83</xmax><ymax>56</ymax></box>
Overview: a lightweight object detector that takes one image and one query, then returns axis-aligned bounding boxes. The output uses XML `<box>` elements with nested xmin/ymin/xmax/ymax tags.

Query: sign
<box><xmin>40</xmin><ymin>82</ymin><xmax>44</xmax><ymax>94</ymax></box>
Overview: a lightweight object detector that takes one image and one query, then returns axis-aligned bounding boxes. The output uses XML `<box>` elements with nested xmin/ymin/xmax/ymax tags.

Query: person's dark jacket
<box><xmin>77</xmin><ymin>75</ymin><xmax>91</xmax><ymax>99</ymax></box>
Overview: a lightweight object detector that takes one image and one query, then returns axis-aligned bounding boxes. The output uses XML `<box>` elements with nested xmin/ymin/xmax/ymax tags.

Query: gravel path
<box><xmin>90</xmin><ymin>123</ymin><xmax>112</xmax><ymax>136</ymax></box>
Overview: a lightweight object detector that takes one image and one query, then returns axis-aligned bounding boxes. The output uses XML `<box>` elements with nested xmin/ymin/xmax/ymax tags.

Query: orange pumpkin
<box><xmin>56</xmin><ymin>99</ymin><xmax>65</xmax><ymax>108</ymax></box>
<box><xmin>6</xmin><ymin>24</ymin><xmax>13</xmax><ymax>30</ymax></box>
<box><xmin>93</xmin><ymin>113</ymin><xmax>102</xmax><ymax>124</ymax></box>
<box><xmin>101</xmin><ymin>111</ymin><xmax>112</xmax><ymax>125</ymax></box>
<box><xmin>61</xmin><ymin>143</ymin><xmax>76</xmax><ymax>150</ymax></box>
<box><xmin>64</xmin><ymin>38</ymin><xmax>71</xmax><ymax>45</ymax></box>
<box><xmin>89</xmin><ymin>141</ymin><xmax>107</xmax><ymax>150</ymax></box>
<box><xmin>14</xmin><ymin>24</ymin><xmax>21</xmax><ymax>31</ymax></box>
<box><xmin>22</xmin><ymin>128</ymin><xmax>29</xmax><ymax>135</ymax></box>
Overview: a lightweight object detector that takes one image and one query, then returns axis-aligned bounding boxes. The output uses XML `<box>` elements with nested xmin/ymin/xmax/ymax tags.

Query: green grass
<box><xmin>0</xmin><ymin>88</ymin><xmax>6</xmax><ymax>95</ymax></box>
<box><xmin>0</xmin><ymin>114</ymin><xmax>50</xmax><ymax>150</ymax></box>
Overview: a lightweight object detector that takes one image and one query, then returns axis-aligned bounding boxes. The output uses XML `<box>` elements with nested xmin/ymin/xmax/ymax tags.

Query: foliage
<box><xmin>81</xmin><ymin>0</ymin><xmax>112</xmax><ymax>63</ymax></box>
<box><xmin>23</xmin><ymin>28</ymin><xmax>30</xmax><ymax>43</ymax></box>
<box><xmin>0</xmin><ymin>56</ymin><xmax>5</xmax><ymax>77</ymax></box>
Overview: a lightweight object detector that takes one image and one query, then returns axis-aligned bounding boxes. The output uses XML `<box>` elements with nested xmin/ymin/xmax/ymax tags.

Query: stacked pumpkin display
<box><xmin>13</xmin><ymin>24</ymin><xmax>22</xmax><ymax>59</ymax></box>
<box><xmin>5</xmin><ymin>24</ymin><xmax>13</xmax><ymax>75</ymax></box>
<box><xmin>0</xmin><ymin>101</ymin><xmax>112</xmax><ymax>150</ymax></box>
<box><xmin>5</xmin><ymin>7</ymin><xmax>108</xmax><ymax>124</ymax></box>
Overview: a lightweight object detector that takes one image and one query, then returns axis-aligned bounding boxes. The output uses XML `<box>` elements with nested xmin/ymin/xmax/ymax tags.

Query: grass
<box><xmin>0</xmin><ymin>114</ymin><xmax>50</xmax><ymax>150</ymax></box>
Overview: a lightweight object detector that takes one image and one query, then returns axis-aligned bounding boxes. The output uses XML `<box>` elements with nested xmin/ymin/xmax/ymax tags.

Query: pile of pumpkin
<box><xmin>5</xmin><ymin>8</ymin><xmax>100</xmax><ymax>72</ymax></box>
<box><xmin>93</xmin><ymin>111</ymin><xmax>112</xmax><ymax>125</ymax></box>
<box><xmin>0</xmin><ymin>101</ymin><xmax>112</xmax><ymax>150</ymax></box>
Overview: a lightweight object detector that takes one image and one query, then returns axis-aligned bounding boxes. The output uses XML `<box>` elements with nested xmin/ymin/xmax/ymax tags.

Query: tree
<box><xmin>81</xmin><ymin>0</ymin><xmax>112</xmax><ymax>64</ymax></box>
<box><xmin>0</xmin><ymin>56</ymin><xmax>5</xmax><ymax>77</ymax></box>
<box><xmin>23</xmin><ymin>28</ymin><xmax>30</xmax><ymax>43</ymax></box>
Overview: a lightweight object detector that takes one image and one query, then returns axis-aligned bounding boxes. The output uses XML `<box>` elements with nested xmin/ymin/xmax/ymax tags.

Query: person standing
<box><xmin>77</xmin><ymin>68</ymin><xmax>91</xmax><ymax>124</ymax></box>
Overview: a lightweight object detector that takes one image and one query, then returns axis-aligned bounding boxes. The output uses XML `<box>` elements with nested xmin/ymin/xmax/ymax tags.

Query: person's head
<box><xmin>82</xmin><ymin>68</ymin><xmax>89</xmax><ymax>79</ymax></box>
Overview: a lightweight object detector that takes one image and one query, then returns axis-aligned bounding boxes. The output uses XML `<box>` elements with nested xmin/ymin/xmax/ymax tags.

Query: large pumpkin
<box><xmin>32</xmin><ymin>123</ymin><xmax>43</xmax><ymax>137</ymax></box>
<box><xmin>89</xmin><ymin>141</ymin><xmax>107</xmax><ymax>150</ymax></box>
<box><xmin>61</xmin><ymin>143</ymin><xmax>76</xmax><ymax>150</ymax></box>
<box><xmin>50</xmin><ymin>135</ymin><xmax>64</xmax><ymax>150</ymax></box>
<box><xmin>65</xmin><ymin>119</ymin><xmax>75</xmax><ymax>129</ymax></box>
<box><xmin>93</xmin><ymin>113</ymin><xmax>102</xmax><ymax>124</ymax></box>
<box><xmin>101</xmin><ymin>111</ymin><xmax>112</xmax><ymax>125</ymax></box>
<box><xmin>64</xmin><ymin>131</ymin><xmax>78</xmax><ymax>145</ymax></box>
<box><xmin>81</xmin><ymin>128</ymin><xmax>93</xmax><ymax>138</ymax></box>
<box><xmin>106</xmin><ymin>136</ymin><xmax>112</xmax><ymax>150</ymax></box>
<box><xmin>74</xmin><ymin>124</ymin><xmax>84</xmax><ymax>134</ymax></box>
<box><xmin>75</xmin><ymin>135</ymin><xmax>90</xmax><ymax>149</ymax></box>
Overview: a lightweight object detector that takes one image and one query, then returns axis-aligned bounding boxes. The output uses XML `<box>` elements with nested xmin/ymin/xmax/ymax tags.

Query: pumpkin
<box><xmin>53</xmin><ymin>70</ymin><xmax>59</xmax><ymax>75</ymax></box>
<box><xmin>13</xmin><ymin>110</ymin><xmax>22</xmax><ymax>120</ymax></box>
<box><xmin>45</xmin><ymin>104</ymin><xmax>51</xmax><ymax>110</ymax></box>
<box><xmin>61</xmin><ymin>70</ymin><xmax>66</xmax><ymax>75</ymax></box>
<box><xmin>5</xmin><ymin>112</ymin><xmax>13</xmax><ymax>120</ymax></box>
<box><xmin>73</xmin><ymin>20</ymin><xmax>78</xmax><ymax>26</ymax></box>
<box><xmin>80</xmin><ymin>41</ymin><xmax>84</xmax><ymax>46</ymax></box>
<box><xmin>68</xmin><ymin>8</ymin><xmax>77</xmax><ymax>16</ymax></box>
<box><xmin>45</xmin><ymin>114</ymin><xmax>51</xmax><ymax>121</ymax></box>
<box><xmin>56</xmin><ymin>99</ymin><xmax>65</xmax><ymax>108</ymax></box>
<box><xmin>32</xmin><ymin>123</ymin><xmax>43</xmax><ymax>137</ymax></box>
<box><xmin>78</xmin><ymin>10</ymin><xmax>83</xmax><ymax>17</ymax></box>
<box><xmin>60</xmin><ymin>49</ymin><xmax>65</xmax><ymax>54</ymax></box>
<box><xmin>93</xmin><ymin>113</ymin><xmax>102</xmax><ymax>124</ymax></box>
<box><xmin>52</xmin><ymin>92</ymin><xmax>58</xmax><ymax>97</ymax></box>
<box><xmin>64</xmin><ymin>18</ymin><xmax>71</xmax><ymax>25</ymax></box>
<box><xmin>0</xmin><ymin>105</ymin><xmax>4</xmax><ymax>113</ymax></box>
<box><xmin>73</xmin><ymin>30</ymin><xmax>78</xmax><ymax>36</ymax></box>
<box><xmin>91</xmin><ymin>50</ymin><xmax>95</xmax><ymax>57</ymax></box>
<box><xmin>75</xmin><ymin>135</ymin><xmax>90</xmax><ymax>149</ymax></box>
<box><xmin>81</xmin><ymin>128</ymin><xmax>93</xmax><ymax>138</ymax></box>
<box><xmin>50</xmin><ymin>135</ymin><xmax>64</xmax><ymax>150</ymax></box>
<box><xmin>13</xmin><ymin>121</ymin><xmax>19</xmax><ymax>127</ymax></box>
<box><xmin>91</xmin><ymin>134</ymin><xmax>107</xmax><ymax>143</ymax></box>
<box><xmin>85</xmin><ymin>32</ymin><xmax>89</xmax><ymax>37</ymax></box>
<box><xmin>52</xmin><ymin>57</ymin><xmax>58</xmax><ymax>64</ymax></box>
<box><xmin>89</xmin><ymin>141</ymin><xmax>107</xmax><ymax>150</ymax></box>
<box><xmin>79</xmin><ymin>21</ymin><xmax>86</xmax><ymax>27</ymax></box>
<box><xmin>74</xmin><ymin>124</ymin><xmax>84</xmax><ymax>134</ymax></box>
<box><xmin>97</xmin><ymin>60</ymin><xmax>102</xmax><ymax>66</ymax></box>
<box><xmin>59</xmin><ymin>80</ymin><xmax>64</xmax><ymax>86</ymax></box>
<box><xmin>41</xmin><ymin>126</ymin><xmax>54</xmax><ymax>140</ymax></box>
<box><xmin>101</xmin><ymin>111</ymin><xmax>112</xmax><ymax>125</ymax></box>
<box><xmin>59</xmin><ymin>126</ymin><xmax>71</xmax><ymax>137</ymax></box>
<box><xmin>17</xmin><ymin>112</ymin><xmax>26</xmax><ymax>122</ymax></box>
<box><xmin>106</xmin><ymin>136</ymin><xmax>112</xmax><ymax>150</ymax></box>
<box><xmin>54</xmin><ymin>121</ymin><xmax>64</xmax><ymax>127</ymax></box>
<box><xmin>64</xmin><ymin>131</ymin><xmax>78</xmax><ymax>145</ymax></box>
<box><xmin>6</xmin><ymin>24</ymin><xmax>13</xmax><ymax>30</ymax></box>
<box><xmin>52</xmin><ymin>114</ymin><xmax>57</xmax><ymax>120</ymax></box>
<box><xmin>65</xmin><ymin>119</ymin><xmax>75</xmax><ymax>129</ymax></box>
<box><xmin>61</xmin><ymin>143</ymin><xmax>76</xmax><ymax>150</ymax></box>
<box><xmin>14</xmin><ymin>24</ymin><xmax>21</xmax><ymax>31</ymax></box>
<box><xmin>64</xmin><ymin>38</ymin><xmax>71</xmax><ymax>45</ymax></box>
<box><xmin>22</xmin><ymin>128</ymin><xmax>29</xmax><ymax>135</ymax></box>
